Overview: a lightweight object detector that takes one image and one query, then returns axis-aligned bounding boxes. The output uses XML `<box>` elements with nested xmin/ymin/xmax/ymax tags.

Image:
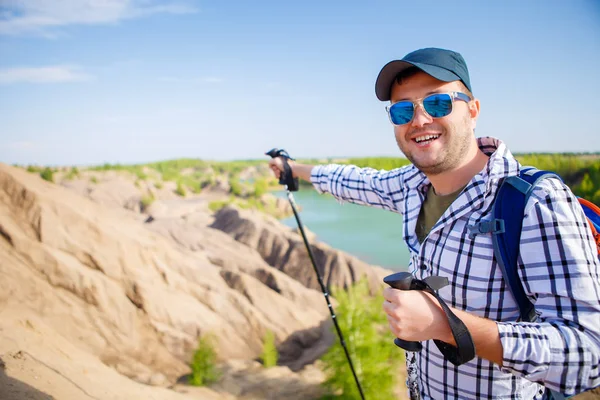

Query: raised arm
<box><xmin>269</xmin><ymin>156</ymin><xmax>410</xmax><ymax>213</ymax></box>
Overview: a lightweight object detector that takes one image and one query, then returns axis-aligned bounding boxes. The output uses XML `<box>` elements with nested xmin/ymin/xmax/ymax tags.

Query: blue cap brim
<box><xmin>375</xmin><ymin>60</ymin><xmax>463</xmax><ymax>101</ymax></box>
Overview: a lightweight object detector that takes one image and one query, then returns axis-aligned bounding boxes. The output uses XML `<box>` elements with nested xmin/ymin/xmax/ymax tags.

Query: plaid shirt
<box><xmin>310</xmin><ymin>137</ymin><xmax>600</xmax><ymax>399</ymax></box>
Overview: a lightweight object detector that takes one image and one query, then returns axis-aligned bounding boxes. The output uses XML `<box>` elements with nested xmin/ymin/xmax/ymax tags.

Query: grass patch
<box><xmin>65</xmin><ymin>167</ymin><xmax>80</xmax><ymax>180</ymax></box>
<box><xmin>229</xmin><ymin>176</ymin><xmax>244</xmax><ymax>196</ymax></box>
<box><xmin>175</xmin><ymin>181</ymin><xmax>187</xmax><ymax>197</ymax></box>
<box><xmin>319</xmin><ymin>278</ymin><xmax>403</xmax><ymax>399</ymax></box>
<box><xmin>141</xmin><ymin>195</ymin><xmax>155</xmax><ymax>210</ymax></box>
<box><xmin>208</xmin><ymin>199</ymin><xmax>232</xmax><ymax>212</ymax></box>
<box><xmin>189</xmin><ymin>334</ymin><xmax>221</xmax><ymax>386</ymax></box>
<box><xmin>260</xmin><ymin>330</ymin><xmax>278</xmax><ymax>368</ymax></box>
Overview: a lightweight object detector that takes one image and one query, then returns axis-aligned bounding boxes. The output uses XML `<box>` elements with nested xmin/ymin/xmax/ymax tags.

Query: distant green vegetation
<box><xmin>346</xmin><ymin>157</ymin><xmax>412</xmax><ymax>171</ymax></box>
<box><xmin>342</xmin><ymin>154</ymin><xmax>600</xmax><ymax>203</ymax></box>
<box><xmin>319</xmin><ymin>279</ymin><xmax>403</xmax><ymax>399</ymax></box>
<box><xmin>208</xmin><ymin>194</ymin><xmax>286</xmax><ymax>217</ymax></box>
<box><xmin>515</xmin><ymin>153</ymin><xmax>600</xmax><ymax>203</ymax></box>
<box><xmin>26</xmin><ymin>153</ymin><xmax>598</xmax><ymax>205</ymax></box>
<box><xmin>25</xmin><ymin>165</ymin><xmax>56</xmax><ymax>183</ymax></box>
<box><xmin>85</xmin><ymin>158</ymin><xmax>272</xmax><ymax>195</ymax></box>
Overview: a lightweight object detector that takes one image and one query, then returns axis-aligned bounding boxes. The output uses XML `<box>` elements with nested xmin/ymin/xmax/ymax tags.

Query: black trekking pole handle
<box><xmin>383</xmin><ymin>272</ymin><xmax>425</xmax><ymax>352</ymax></box>
<box><xmin>265</xmin><ymin>148</ymin><xmax>299</xmax><ymax>192</ymax></box>
<box><xmin>383</xmin><ymin>272</ymin><xmax>452</xmax><ymax>352</ymax></box>
<box><xmin>383</xmin><ymin>271</ymin><xmax>476</xmax><ymax>367</ymax></box>
<box><xmin>265</xmin><ymin>148</ymin><xmax>366</xmax><ymax>400</ymax></box>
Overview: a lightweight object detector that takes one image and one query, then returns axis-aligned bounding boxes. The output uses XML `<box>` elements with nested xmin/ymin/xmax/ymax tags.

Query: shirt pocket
<box><xmin>433</xmin><ymin>223</ymin><xmax>499</xmax><ymax>313</ymax></box>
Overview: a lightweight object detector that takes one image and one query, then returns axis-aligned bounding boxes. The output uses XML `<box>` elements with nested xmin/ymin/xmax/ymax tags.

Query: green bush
<box><xmin>253</xmin><ymin>178</ymin><xmax>269</xmax><ymax>198</ymax></box>
<box><xmin>135</xmin><ymin>169</ymin><xmax>148</xmax><ymax>180</ymax></box>
<box><xmin>190</xmin><ymin>184</ymin><xmax>202</xmax><ymax>194</ymax></box>
<box><xmin>90</xmin><ymin>176</ymin><xmax>98</xmax><ymax>184</ymax></box>
<box><xmin>208</xmin><ymin>200</ymin><xmax>231</xmax><ymax>212</ymax></box>
<box><xmin>189</xmin><ymin>334</ymin><xmax>221</xmax><ymax>386</ymax></box>
<box><xmin>179</xmin><ymin>176</ymin><xmax>201</xmax><ymax>194</ymax></box>
<box><xmin>175</xmin><ymin>181</ymin><xmax>187</xmax><ymax>197</ymax></box>
<box><xmin>65</xmin><ymin>167</ymin><xmax>80</xmax><ymax>180</ymax></box>
<box><xmin>162</xmin><ymin>169</ymin><xmax>180</xmax><ymax>182</ymax></box>
<box><xmin>320</xmin><ymin>279</ymin><xmax>403</xmax><ymax>400</ymax></box>
<box><xmin>229</xmin><ymin>177</ymin><xmax>243</xmax><ymax>197</ymax></box>
<box><xmin>141</xmin><ymin>195</ymin><xmax>155</xmax><ymax>210</ymax></box>
<box><xmin>155</xmin><ymin>181</ymin><xmax>164</xmax><ymax>189</ymax></box>
<box><xmin>260</xmin><ymin>330</ymin><xmax>278</xmax><ymax>368</ymax></box>
<box><xmin>40</xmin><ymin>167</ymin><xmax>54</xmax><ymax>183</ymax></box>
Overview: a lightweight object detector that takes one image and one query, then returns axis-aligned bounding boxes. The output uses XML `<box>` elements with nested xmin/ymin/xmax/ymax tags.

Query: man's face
<box><xmin>389</xmin><ymin>71</ymin><xmax>479</xmax><ymax>175</ymax></box>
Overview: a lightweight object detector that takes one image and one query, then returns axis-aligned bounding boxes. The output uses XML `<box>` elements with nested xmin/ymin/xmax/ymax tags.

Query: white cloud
<box><xmin>0</xmin><ymin>0</ymin><xmax>198</xmax><ymax>36</ymax></box>
<box><xmin>0</xmin><ymin>65</ymin><xmax>93</xmax><ymax>84</ymax></box>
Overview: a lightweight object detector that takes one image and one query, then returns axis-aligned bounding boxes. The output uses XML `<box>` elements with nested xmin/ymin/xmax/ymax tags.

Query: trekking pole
<box><xmin>266</xmin><ymin>148</ymin><xmax>366</xmax><ymax>400</ymax></box>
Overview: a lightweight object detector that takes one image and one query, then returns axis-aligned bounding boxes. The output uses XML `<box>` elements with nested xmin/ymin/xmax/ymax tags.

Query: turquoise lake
<box><xmin>276</xmin><ymin>189</ymin><xmax>410</xmax><ymax>271</ymax></box>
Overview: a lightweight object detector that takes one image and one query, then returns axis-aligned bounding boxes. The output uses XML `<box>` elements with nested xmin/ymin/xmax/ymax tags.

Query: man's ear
<box><xmin>469</xmin><ymin>98</ymin><xmax>481</xmax><ymax>129</ymax></box>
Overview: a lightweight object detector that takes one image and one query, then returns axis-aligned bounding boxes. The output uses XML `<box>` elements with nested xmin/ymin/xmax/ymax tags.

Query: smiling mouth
<box><xmin>413</xmin><ymin>134</ymin><xmax>440</xmax><ymax>145</ymax></box>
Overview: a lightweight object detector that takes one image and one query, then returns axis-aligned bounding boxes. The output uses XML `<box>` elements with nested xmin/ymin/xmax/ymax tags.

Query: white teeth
<box><xmin>415</xmin><ymin>134</ymin><xmax>440</xmax><ymax>143</ymax></box>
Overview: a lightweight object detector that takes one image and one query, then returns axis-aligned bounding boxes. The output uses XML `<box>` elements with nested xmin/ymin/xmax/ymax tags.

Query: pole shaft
<box><xmin>287</xmin><ymin>191</ymin><xmax>366</xmax><ymax>400</ymax></box>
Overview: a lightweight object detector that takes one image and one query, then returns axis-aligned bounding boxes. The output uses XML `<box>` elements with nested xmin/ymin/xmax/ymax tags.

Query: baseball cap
<box><xmin>375</xmin><ymin>47</ymin><xmax>472</xmax><ymax>101</ymax></box>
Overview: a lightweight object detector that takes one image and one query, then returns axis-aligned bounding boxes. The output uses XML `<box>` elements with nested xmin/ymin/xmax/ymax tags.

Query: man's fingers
<box><xmin>268</xmin><ymin>162</ymin><xmax>282</xmax><ymax>178</ymax></box>
<box><xmin>387</xmin><ymin>315</ymin><xmax>399</xmax><ymax>337</ymax></box>
<box><xmin>383</xmin><ymin>287</ymin><xmax>401</xmax><ymax>302</ymax></box>
<box><xmin>268</xmin><ymin>158</ymin><xmax>285</xmax><ymax>178</ymax></box>
<box><xmin>270</xmin><ymin>165</ymin><xmax>280</xmax><ymax>177</ymax></box>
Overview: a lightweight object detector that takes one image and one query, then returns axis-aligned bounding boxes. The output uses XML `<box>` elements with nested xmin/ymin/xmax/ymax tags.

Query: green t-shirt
<box><xmin>416</xmin><ymin>184</ymin><xmax>466</xmax><ymax>243</ymax></box>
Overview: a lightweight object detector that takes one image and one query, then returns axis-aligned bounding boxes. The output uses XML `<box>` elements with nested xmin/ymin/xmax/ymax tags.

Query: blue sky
<box><xmin>1</xmin><ymin>0</ymin><xmax>599</xmax><ymax>166</ymax></box>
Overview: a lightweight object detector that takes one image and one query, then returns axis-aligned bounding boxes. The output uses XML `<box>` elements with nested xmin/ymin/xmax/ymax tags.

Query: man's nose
<box><xmin>410</xmin><ymin>103</ymin><xmax>433</xmax><ymax>127</ymax></box>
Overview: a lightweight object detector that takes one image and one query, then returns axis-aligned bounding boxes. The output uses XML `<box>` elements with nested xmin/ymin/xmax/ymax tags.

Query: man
<box><xmin>269</xmin><ymin>47</ymin><xmax>600</xmax><ymax>399</ymax></box>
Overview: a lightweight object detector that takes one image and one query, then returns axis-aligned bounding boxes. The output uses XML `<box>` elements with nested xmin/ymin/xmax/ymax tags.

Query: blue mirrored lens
<box><xmin>423</xmin><ymin>93</ymin><xmax>452</xmax><ymax>118</ymax></box>
<box><xmin>389</xmin><ymin>102</ymin><xmax>414</xmax><ymax>125</ymax></box>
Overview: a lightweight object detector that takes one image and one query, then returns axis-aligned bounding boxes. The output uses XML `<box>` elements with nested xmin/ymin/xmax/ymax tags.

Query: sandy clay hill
<box><xmin>0</xmin><ymin>163</ymin><xmax>395</xmax><ymax>400</ymax></box>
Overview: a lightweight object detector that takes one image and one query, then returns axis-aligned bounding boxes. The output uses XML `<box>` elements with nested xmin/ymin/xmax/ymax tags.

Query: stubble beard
<box><xmin>399</xmin><ymin>118</ymin><xmax>473</xmax><ymax>176</ymax></box>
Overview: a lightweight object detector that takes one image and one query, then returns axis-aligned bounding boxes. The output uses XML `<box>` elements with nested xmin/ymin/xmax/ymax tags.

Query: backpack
<box><xmin>491</xmin><ymin>167</ymin><xmax>600</xmax><ymax>400</ymax></box>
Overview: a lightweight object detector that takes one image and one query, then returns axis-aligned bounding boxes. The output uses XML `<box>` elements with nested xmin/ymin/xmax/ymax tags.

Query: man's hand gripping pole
<box><xmin>265</xmin><ymin>148</ymin><xmax>299</xmax><ymax>192</ymax></box>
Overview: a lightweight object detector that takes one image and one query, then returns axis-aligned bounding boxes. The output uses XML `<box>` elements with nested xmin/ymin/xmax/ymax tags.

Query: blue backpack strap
<box><xmin>494</xmin><ymin>167</ymin><xmax>571</xmax><ymax>400</ymax></box>
<box><xmin>492</xmin><ymin>167</ymin><xmax>562</xmax><ymax>322</ymax></box>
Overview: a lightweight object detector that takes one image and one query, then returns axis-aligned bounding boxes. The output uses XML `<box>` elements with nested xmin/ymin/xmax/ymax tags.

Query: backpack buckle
<box><xmin>468</xmin><ymin>219</ymin><xmax>505</xmax><ymax>239</ymax></box>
